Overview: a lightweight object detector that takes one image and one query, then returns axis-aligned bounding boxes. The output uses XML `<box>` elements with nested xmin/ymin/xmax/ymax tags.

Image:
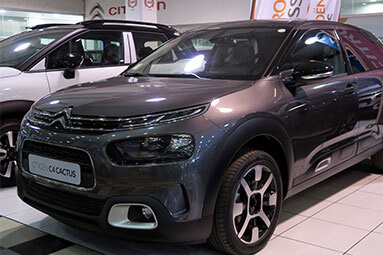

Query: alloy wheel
<box><xmin>0</xmin><ymin>130</ymin><xmax>18</xmax><ymax>178</ymax></box>
<box><xmin>232</xmin><ymin>164</ymin><xmax>278</xmax><ymax>244</ymax></box>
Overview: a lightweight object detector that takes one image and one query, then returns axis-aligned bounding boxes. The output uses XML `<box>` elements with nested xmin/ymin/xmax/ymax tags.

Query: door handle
<box><xmin>345</xmin><ymin>83</ymin><xmax>355</xmax><ymax>94</ymax></box>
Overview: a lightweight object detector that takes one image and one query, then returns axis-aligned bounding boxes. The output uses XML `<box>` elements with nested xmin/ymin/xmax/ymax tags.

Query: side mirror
<box><xmin>61</xmin><ymin>53</ymin><xmax>83</xmax><ymax>79</ymax></box>
<box><xmin>280</xmin><ymin>61</ymin><xmax>334</xmax><ymax>87</ymax></box>
<box><xmin>293</xmin><ymin>61</ymin><xmax>333</xmax><ymax>83</ymax></box>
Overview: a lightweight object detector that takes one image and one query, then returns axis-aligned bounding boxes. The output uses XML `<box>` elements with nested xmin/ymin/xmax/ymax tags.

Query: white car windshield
<box><xmin>125</xmin><ymin>26</ymin><xmax>290</xmax><ymax>80</ymax></box>
<box><xmin>0</xmin><ymin>29</ymin><xmax>74</xmax><ymax>68</ymax></box>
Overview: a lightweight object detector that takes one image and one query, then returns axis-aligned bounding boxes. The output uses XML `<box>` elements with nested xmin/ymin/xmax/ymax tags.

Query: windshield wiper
<box><xmin>148</xmin><ymin>73</ymin><xmax>206</xmax><ymax>79</ymax></box>
<box><xmin>124</xmin><ymin>72</ymin><xmax>147</xmax><ymax>77</ymax></box>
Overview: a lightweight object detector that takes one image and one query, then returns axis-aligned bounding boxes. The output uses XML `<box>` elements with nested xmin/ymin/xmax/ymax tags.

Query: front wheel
<box><xmin>0</xmin><ymin>119</ymin><xmax>20</xmax><ymax>188</ymax></box>
<box><xmin>208</xmin><ymin>150</ymin><xmax>283</xmax><ymax>255</ymax></box>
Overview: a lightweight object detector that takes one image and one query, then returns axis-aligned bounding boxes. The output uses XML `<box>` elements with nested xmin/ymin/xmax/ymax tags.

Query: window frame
<box><xmin>279</xmin><ymin>28</ymin><xmax>348</xmax><ymax>78</ymax></box>
<box><xmin>44</xmin><ymin>29</ymin><xmax>126</xmax><ymax>72</ymax></box>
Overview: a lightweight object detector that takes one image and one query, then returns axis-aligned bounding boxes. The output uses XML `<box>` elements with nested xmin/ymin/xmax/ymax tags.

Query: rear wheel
<box><xmin>372</xmin><ymin>149</ymin><xmax>383</xmax><ymax>173</ymax></box>
<box><xmin>208</xmin><ymin>150</ymin><xmax>283</xmax><ymax>255</ymax></box>
<box><xmin>0</xmin><ymin>119</ymin><xmax>20</xmax><ymax>188</ymax></box>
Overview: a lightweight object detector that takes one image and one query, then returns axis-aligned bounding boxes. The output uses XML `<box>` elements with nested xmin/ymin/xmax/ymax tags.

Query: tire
<box><xmin>372</xmin><ymin>149</ymin><xmax>383</xmax><ymax>173</ymax></box>
<box><xmin>208</xmin><ymin>150</ymin><xmax>283</xmax><ymax>255</ymax></box>
<box><xmin>0</xmin><ymin>119</ymin><xmax>20</xmax><ymax>188</ymax></box>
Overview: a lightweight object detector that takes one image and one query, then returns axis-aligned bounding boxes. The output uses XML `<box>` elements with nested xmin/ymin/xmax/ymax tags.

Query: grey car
<box><xmin>16</xmin><ymin>20</ymin><xmax>383</xmax><ymax>255</ymax></box>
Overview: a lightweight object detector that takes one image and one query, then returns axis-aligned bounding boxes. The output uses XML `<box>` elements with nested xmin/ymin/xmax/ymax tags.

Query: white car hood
<box><xmin>0</xmin><ymin>67</ymin><xmax>22</xmax><ymax>79</ymax></box>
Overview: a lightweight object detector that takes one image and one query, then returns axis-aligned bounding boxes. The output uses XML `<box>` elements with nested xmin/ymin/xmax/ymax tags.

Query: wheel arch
<box><xmin>202</xmin><ymin>117</ymin><xmax>294</xmax><ymax>218</ymax></box>
<box><xmin>0</xmin><ymin>100</ymin><xmax>34</xmax><ymax>121</ymax></box>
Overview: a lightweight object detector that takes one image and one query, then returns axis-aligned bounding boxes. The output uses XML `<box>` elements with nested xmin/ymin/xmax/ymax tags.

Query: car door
<box><xmin>44</xmin><ymin>30</ymin><xmax>131</xmax><ymax>93</ymax></box>
<box><xmin>279</xmin><ymin>28</ymin><xmax>359</xmax><ymax>184</ymax></box>
<box><xmin>338</xmin><ymin>27</ymin><xmax>383</xmax><ymax>154</ymax></box>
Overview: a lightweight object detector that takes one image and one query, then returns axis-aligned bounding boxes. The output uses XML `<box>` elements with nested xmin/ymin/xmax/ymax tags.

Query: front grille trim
<box><xmin>26</xmin><ymin>104</ymin><xmax>209</xmax><ymax>132</ymax></box>
<box><xmin>20</xmin><ymin>139</ymin><xmax>97</xmax><ymax>191</ymax></box>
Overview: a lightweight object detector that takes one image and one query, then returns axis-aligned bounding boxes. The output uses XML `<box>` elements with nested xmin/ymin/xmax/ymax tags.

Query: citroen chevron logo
<box><xmin>48</xmin><ymin>108</ymin><xmax>73</xmax><ymax>128</ymax></box>
<box><xmin>89</xmin><ymin>3</ymin><xmax>105</xmax><ymax>20</ymax></box>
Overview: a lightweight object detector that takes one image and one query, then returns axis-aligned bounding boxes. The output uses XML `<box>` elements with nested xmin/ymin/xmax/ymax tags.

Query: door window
<box><xmin>282</xmin><ymin>29</ymin><xmax>346</xmax><ymax>75</ymax></box>
<box><xmin>338</xmin><ymin>28</ymin><xmax>383</xmax><ymax>72</ymax></box>
<box><xmin>132</xmin><ymin>32</ymin><xmax>167</xmax><ymax>61</ymax></box>
<box><xmin>345</xmin><ymin>47</ymin><xmax>366</xmax><ymax>74</ymax></box>
<box><xmin>46</xmin><ymin>31</ymin><xmax>124</xmax><ymax>69</ymax></box>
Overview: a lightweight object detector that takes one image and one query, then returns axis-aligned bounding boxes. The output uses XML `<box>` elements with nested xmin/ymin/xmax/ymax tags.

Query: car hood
<box><xmin>0</xmin><ymin>67</ymin><xmax>22</xmax><ymax>79</ymax></box>
<box><xmin>34</xmin><ymin>76</ymin><xmax>253</xmax><ymax>117</ymax></box>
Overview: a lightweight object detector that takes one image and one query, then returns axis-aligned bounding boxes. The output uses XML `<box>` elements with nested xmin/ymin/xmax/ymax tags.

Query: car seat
<box><xmin>102</xmin><ymin>44</ymin><xmax>121</xmax><ymax>65</ymax></box>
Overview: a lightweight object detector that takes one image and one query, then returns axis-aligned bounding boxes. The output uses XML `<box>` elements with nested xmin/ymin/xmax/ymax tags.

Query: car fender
<box><xmin>202</xmin><ymin>116</ymin><xmax>294</xmax><ymax>217</ymax></box>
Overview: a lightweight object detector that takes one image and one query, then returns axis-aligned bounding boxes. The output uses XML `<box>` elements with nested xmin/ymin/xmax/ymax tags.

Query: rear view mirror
<box><xmin>280</xmin><ymin>61</ymin><xmax>333</xmax><ymax>87</ymax></box>
<box><xmin>61</xmin><ymin>53</ymin><xmax>83</xmax><ymax>79</ymax></box>
<box><xmin>293</xmin><ymin>61</ymin><xmax>333</xmax><ymax>83</ymax></box>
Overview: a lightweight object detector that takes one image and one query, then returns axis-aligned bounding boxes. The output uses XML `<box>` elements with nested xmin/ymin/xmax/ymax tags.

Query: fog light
<box><xmin>108</xmin><ymin>203</ymin><xmax>158</xmax><ymax>230</ymax></box>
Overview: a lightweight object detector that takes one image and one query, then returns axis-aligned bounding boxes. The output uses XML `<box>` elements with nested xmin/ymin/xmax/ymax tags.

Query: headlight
<box><xmin>106</xmin><ymin>134</ymin><xmax>194</xmax><ymax>165</ymax></box>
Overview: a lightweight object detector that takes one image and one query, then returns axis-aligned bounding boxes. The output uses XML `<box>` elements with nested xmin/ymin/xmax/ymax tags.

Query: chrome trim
<box><xmin>108</xmin><ymin>203</ymin><xmax>158</xmax><ymax>230</ymax></box>
<box><xmin>301</xmin><ymin>71</ymin><xmax>333</xmax><ymax>80</ymax></box>
<box><xmin>19</xmin><ymin>139</ymin><xmax>97</xmax><ymax>192</ymax></box>
<box><xmin>315</xmin><ymin>157</ymin><xmax>332</xmax><ymax>173</ymax></box>
<box><xmin>27</xmin><ymin>105</ymin><xmax>209</xmax><ymax>132</ymax></box>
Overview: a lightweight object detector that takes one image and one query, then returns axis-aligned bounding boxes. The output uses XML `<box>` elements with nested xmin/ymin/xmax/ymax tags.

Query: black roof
<box><xmin>201</xmin><ymin>19</ymin><xmax>359</xmax><ymax>31</ymax></box>
<box><xmin>29</xmin><ymin>19</ymin><xmax>178</xmax><ymax>34</ymax></box>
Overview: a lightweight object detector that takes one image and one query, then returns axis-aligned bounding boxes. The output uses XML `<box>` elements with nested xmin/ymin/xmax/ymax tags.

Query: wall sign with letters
<box><xmin>251</xmin><ymin>0</ymin><xmax>342</xmax><ymax>22</ymax></box>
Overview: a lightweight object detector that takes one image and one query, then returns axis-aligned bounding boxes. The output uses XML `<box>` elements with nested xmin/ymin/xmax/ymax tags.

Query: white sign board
<box><xmin>251</xmin><ymin>0</ymin><xmax>342</xmax><ymax>22</ymax></box>
<box><xmin>85</xmin><ymin>0</ymin><xmax>157</xmax><ymax>23</ymax></box>
<box><xmin>85</xmin><ymin>0</ymin><xmax>253</xmax><ymax>25</ymax></box>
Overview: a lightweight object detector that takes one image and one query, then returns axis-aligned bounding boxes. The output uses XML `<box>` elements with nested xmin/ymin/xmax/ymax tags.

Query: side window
<box><xmin>132</xmin><ymin>32</ymin><xmax>167</xmax><ymax>61</ymax></box>
<box><xmin>345</xmin><ymin>47</ymin><xmax>366</xmax><ymax>74</ymax></box>
<box><xmin>338</xmin><ymin>28</ymin><xmax>383</xmax><ymax>72</ymax></box>
<box><xmin>282</xmin><ymin>29</ymin><xmax>346</xmax><ymax>75</ymax></box>
<box><xmin>46</xmin><ymin>31</ymin><xmax>124</xmax><ymax>69</ymax></box>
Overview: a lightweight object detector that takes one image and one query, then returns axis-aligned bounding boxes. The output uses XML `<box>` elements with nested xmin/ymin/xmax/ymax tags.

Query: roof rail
<box><xmin>28</xmin><ymin>23</ymin><xmax>72</xmax><ymax>30</ymax></box>
<box><xmin>77</xmin><ymin>19</ymin><xmax>174</xmax><ymax>31</ymax></box>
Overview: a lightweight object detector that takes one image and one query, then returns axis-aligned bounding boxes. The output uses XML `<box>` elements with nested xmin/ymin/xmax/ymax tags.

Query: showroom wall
<box><xmin>343</xmin><ymin>14</ymin><xmax>383</xmax><ymax>37</ymax></box>
<box><xmin>84</xmin><ymin>0</ymin><xmax>253</xmax><ymax>32</ymax></box>
<box><xmin>0</xmin><ymin>0</ymin><xmax>85</xmax><ymax>15</ymax></box>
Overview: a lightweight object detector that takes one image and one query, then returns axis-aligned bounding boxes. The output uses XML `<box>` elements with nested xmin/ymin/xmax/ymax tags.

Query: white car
<box><xmin>0</xmin><ymin>20</ymin><xmax>178</xmax><ymax>187</ymax></box>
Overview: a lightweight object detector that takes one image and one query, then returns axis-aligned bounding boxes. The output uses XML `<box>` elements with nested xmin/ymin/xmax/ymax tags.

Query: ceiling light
<box><xmin>362</xmin><ymin>2</ymin><xmax>367</xmax><ymax>5</ymax></box>
<box><xmin>14</xmin><ymin>43</ymin><xmax>31</xmax><ymax>52</ymax></box>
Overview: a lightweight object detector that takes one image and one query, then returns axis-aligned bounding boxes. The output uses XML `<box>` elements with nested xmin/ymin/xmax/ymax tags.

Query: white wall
<box><xmin>157</xmin><ymin>0</ymin><xmax>252</xmax><ymax>25</ymax></box>
<box><xmin>84</xmin><ymin>0</ymin><xmax>253</xmax><ymax>26</ymax></box>
<box><xmin>0</xmin><ymin>0</ymin><xmax>85</xmax><ymax>15</ymax></box>
<box><xmin>345</xmin><ymin>14</ymin><xmax>383</xmax><ymax>37</ymax></box>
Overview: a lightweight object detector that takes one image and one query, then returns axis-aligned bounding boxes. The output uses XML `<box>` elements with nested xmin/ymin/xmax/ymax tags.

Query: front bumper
<box><xmin>17</xmin><ymin>175</ymin><xmax>212</xmax><ymax>243</ymax></box>
<box><xmin>16</xmin><ymin>115</ymin><xmax>222</xmax><ymax>243</ymax></box>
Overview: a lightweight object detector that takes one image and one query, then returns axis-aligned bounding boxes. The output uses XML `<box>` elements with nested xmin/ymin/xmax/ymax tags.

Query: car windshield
<box><xmin>125</xmin><ymin>26</ymin><xmax>290</xmax><ymax>80</ymax></box>
<box><xmin>0</xmin><ymin>29</ymin><xmax>75</xmax><ymax>68</ymax></box>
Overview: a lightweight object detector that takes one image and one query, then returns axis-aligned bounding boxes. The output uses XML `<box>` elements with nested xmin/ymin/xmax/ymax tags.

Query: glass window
<box><xmin>338</xmin><ymin>28</ymin><xmax>383</xmax><ymax>72</ymax></box>
<box><xmin>0</xmin><ymin>29</ymin><xmax>73</xmax><ymax>68</ymax></box>
<box><xmin>282</xmin><ymin>29</ymin><xmax>346</xmax><ymax>75</ymax></box>
<box><xmin>132</xmin><ymin>32</ymin><xmax>167</xmax><ymax>61</ymax></box>
<box><xmin>46</xmin><ymin>31</ymin><xmax>124</xmax><ymax>69</ymax></box>
<box><xmin>346</xmin><ymin>48</ymin><xmax>367</xmax><ymax>74</ymax></box>
<box><xmin>126</xmin><ymin>27</ymin><xmax>290</xmax><ymax>80</ymax></box>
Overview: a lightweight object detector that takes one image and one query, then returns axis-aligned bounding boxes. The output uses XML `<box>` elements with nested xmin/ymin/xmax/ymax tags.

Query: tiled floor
<box><xmin>1</xmin><ymin>160</ymin><xmax>383</xmax><ymax>254</ymax></box>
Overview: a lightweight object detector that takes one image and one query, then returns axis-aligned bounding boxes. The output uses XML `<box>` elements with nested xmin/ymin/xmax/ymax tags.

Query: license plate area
<box><xmin>28</xmin><ymin>154</ymin><xmax>81</xmax><ymax>185</ymax></box>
